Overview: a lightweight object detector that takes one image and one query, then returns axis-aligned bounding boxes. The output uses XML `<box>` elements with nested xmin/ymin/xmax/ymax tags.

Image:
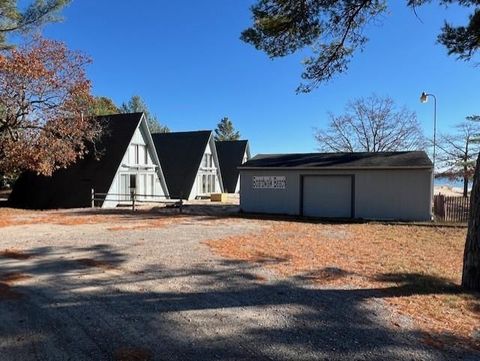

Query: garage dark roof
<box><xmin>9</xmin><ymin>113</ymin><xmax>144</xmax><ymax>209</ymax></box>
<box><xmin>152</xmin><ymin>131</ymin><xmax>212</xmax><ymax>199</ymax></box>
<box><xmin>240</xmin><ymin>151</ymin><xmax>432</xmax><ymax>169</ymax></box>
<box><xmin>215</xmin><ymin>140</ymin><xmax>249</xmax><ymax>193</ymax></box>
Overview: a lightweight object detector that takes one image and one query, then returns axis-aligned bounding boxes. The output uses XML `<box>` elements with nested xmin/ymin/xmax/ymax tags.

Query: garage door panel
<box><xmin>302</xmin><ymin>176</ymin><xmax>352</xmax><ymax>218</ymax></box>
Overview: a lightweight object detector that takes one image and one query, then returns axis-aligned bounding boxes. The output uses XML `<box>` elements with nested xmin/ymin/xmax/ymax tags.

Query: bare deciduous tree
<box><xmin>436</xmin><ymin>118</ymin><xmax>480</xmax><ymax>197</ymax></box>
<box><xmin>315</xmin><ymin>95</ymin><xmax>425</xmax><ymax>153</ymax></box>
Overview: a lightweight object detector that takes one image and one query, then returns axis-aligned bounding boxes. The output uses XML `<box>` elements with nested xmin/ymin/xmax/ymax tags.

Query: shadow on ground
<box><xmin>0</xmin><ymin>243</ymin><xmax>478</xmax><ymax>361</ymax></box>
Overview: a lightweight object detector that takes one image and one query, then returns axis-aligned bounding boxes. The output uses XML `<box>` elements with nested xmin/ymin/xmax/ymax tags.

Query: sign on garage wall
<box><xmin>253</xmin><ymin>176</ymin><xmax>286</xmax><ymax>189</ymax></box>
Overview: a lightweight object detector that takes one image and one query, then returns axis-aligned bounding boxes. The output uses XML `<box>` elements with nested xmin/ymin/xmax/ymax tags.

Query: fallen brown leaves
<box><xmin>206</xmin><ymin>221</ymin><xmax>480</xmax><ymax>350</ymax></box>
<box><xmin>76</xmin><ymin>258</ymin><xmax>116</xmax><ymax>270</ymax></box>
<box><xmin>0</xmin><ymin>248</ymin><xmax>32</xmax><ymax>260</ymax></box>
<box><xmin>0</xmin><ymin>272</ymin><xmax>31</xmax><ymax>300</ymax></box>
<box><xmin>106</xmin><ymin>217</ymin><xmax>177</xmax><ymax>231</ymax></box>
<box><xmin>0</xmin><ymin>208</ymin><xmax>177</xmax><ymax>230</ymax></box>
<box><xmin>0</xmin><ymin>283</ymin><xmax>22</xmax><ymax>300</ymax></box>
<box><xmin>0</xmin><ymin>208</ymin><xmax>112</xmax><ymax>227</ymax></box>
<box><xmin>113</xmin><ymin>347</ymin><xmax>153</xmax><ymax>361</ymax></box>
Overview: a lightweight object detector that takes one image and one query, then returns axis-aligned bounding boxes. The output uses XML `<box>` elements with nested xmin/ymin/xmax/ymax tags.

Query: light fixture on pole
<box><xmin>420</xmin><ymin>92</ymin><xmax>437</xmax><ymax>168</ymax></box>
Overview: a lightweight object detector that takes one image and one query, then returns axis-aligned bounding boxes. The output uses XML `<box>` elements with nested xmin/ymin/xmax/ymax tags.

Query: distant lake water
<box><xmin>435</xmin><ymin>177</ymin><xmax>471</xmax><ymax>190</ymax></box>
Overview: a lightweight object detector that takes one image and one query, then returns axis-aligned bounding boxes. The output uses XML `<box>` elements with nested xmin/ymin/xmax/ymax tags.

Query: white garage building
<box><xmin>239</xmin><ymin>152</ymin><xmax>433</xmax><ymax>221</ymax></box>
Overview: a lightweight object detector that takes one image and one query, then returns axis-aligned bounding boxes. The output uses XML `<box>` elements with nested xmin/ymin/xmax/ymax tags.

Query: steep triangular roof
<box><xmin>215</xmin><ymin>140</ymin><xmax>249</xmax><ymax>193</ymax></box>
<box><xmin>9</xmin><ymin>113</ymin><xmax>145</xmax><ymax>209</ymax></box>
<box><xmin>152</xmin><ymin>130</ymin><xmax>212</xmax><ymax>199</ymax></box>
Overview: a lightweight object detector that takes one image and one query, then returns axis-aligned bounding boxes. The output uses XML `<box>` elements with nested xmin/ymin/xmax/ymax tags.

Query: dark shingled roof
<box><xmin>240</xmin><ymin>151</ymin><xmax>432</xmax><ymax>169</ymax></box>
<box><xmin>152</xmin><ymin>131</ymin><xmax>212</xmax><ymax>199</ymax></box>
<box><xmin>215</xmin><ymin>140</ymin><xmax>249</xmax><ymax>193</ymax></box>
<box><xmin>9</xmin><ymin>113</ymin><xmax>144</xmax><ymax>209</ymax></box>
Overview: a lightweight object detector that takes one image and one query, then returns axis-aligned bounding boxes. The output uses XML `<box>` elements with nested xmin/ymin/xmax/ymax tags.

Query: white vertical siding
<box><xmin>240</xmin><ymin>168</ymin><xmax>432</xmax><ymax>221</ymax></box>
<box><xmin>101</xmin><ymin>123</ymin><xmax>167</xmax><ymax>208</ymax></box>
<box><xmin>191</xmin><ymin>141</ymin><xmax>222</xmax><ymax>200</ymax></box>
<box><xmin>234</xmin><ymin>149</ymin><xmax>249</xmax><ymax>193</ymax></box>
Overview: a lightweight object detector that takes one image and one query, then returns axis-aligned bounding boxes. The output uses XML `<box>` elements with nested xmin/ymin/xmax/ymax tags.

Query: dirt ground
<box><xmin>0</xmin><ymin>205</ymin><xmax>479</xmax><ymax>361</ymax></box>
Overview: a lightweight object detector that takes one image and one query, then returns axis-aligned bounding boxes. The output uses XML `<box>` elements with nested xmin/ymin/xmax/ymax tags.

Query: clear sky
<box><xmin>42</xmin><ymin>0</ymin><xmax>479</xmax><ymax>156</ymax></box>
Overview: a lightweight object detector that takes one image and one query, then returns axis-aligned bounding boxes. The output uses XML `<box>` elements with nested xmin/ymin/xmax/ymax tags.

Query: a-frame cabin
<box><xmin>9</xmin><ymin>113</ymin><xmax>169</xmax><ymax>209</ymax></box>
<box><xmin>215</xmin><ymin>140</ymin><xmax>251</xmax><ymax>193</ymax></box>
<box><xmin>152</xmin><ymin>130</ymin><xmax>223</xmax><ymax>200</ymax></box>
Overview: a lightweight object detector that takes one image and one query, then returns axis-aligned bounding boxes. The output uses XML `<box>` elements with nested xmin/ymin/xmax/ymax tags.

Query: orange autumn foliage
<box><xmin>0</xmin><ymin>37</ymin><xmax>101</xmax><ymax>176</ymax></box>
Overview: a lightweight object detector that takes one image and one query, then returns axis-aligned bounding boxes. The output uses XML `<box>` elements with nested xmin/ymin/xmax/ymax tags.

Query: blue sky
<box><xmin>41</xmin><ymin>0</ymin><xmax>479</xmax><ymax>155</ymax></box>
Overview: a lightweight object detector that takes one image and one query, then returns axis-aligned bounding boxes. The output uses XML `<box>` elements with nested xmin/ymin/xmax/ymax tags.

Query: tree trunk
<box><xmin>464</xmin><ymin>176</ymin><xmax>469</xmax><ymax>198</ymax></box>
<box><xmin>462</xmin><ymin>154</ymin><xmax>480</xmax><ymax>290</ymax></box>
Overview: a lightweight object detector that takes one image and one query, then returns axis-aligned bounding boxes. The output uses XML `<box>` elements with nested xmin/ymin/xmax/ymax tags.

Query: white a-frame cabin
<box><xmin>102</xmin><ymin>113</ymin><xmax>169</xmax><ymax>208</ymax></box>
<box><xmin>9</xmin><ymin>113</ymin><xmax>169</xmax><ymax>209</ymax></box>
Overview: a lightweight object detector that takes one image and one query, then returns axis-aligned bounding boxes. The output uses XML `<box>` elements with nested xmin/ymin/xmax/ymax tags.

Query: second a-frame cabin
<box><xmin>152</xmin><ymin>130</ymin><xmax>224</xmax><ymax>200</ymax></box>
<box><xmin>9</xmin><ymin>113</ymin><xmax>169</xmax><ymax>209</ymax></box>
<box><xmin>215</xmin><ymin>140</ymin><xmax>251</xmax><ymax>193</ymax></box>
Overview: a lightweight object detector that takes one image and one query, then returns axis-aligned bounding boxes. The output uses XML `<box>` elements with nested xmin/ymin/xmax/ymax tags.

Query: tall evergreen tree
<box><xmin>0</xmin><ymin>0</ymin><xmax>70</xmax><ymax>49</ymax></box>
<box><xmin>214</xmin><ymin>117</ymin><xmax>241</xmax><ymax>141</ymax></box>
<box><xmin>120</xmin><ymin>95</ymin><xmax>169</xmax><ymax>133</ymax></box>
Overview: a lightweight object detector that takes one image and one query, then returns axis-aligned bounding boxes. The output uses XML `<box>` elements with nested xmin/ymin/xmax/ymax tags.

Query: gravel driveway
<box><xmin>0</xmin><ymin>208</ymin><xmax>477</xmax><ymax>360</ymax></box>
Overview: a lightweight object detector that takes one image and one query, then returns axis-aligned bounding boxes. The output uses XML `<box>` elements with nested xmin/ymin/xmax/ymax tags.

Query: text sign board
<box><xmin>253</xmin><ymin>176</ymin><xmax>286</xmax><ymax>189</ymax></box>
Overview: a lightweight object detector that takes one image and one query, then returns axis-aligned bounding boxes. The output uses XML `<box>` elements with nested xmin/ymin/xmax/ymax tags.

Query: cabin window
<box><xmin>210</xmin><ymin>174</ymin><xmax>216</xmax><ymax>193</ymax></box>
<box><xmin>132</xmin><ymin>145</ymin><xmax>139</xmax><ymax>164</ymax></box>
<box><xmin>199</xmin><ymin>174</ymin><xmax>216</xmax><ymax>194</ymax></box>
<box><xmin>203</xmin><ymin>154</ymin><xmax>213</xmax><ymax>168</ymax></box>
<box><xmin>120</xmin><ymin>174</ymin><xmax>129</xmax><ymax>201</ymax></box>
<box><xmin>128</xmin><ymin>144</ymin><xmax>149</xmax><ymax>165</ymax></box>
<box><xmin>139</xmin><ymin>145</ymin><xmax>146</xmax><ymax>165</ymax></box>
<box><xmin>149</xmin><ymin>174</ymin><xmax>155</xmax><ymax>197</ymax></box>
<box><xmin>130</xmin><ymin>174</ymin><xmax>137</xmax><ymax>189</ymax></box>
<box><xmin>202</xmin><ymin>174</ymin><xmax>207</xmax><ymax>194</ymax></box>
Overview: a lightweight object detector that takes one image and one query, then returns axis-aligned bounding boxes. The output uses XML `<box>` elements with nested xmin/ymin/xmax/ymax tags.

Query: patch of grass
<box><xmin>206</xmin><ymin>222</ymin><xmax>480</xmax><ymax>350</ymax></box>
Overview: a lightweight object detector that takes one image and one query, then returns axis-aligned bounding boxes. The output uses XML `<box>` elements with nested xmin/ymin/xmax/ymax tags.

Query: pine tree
<box><xmin>0</xmin><ymin>0</ymin><xmax>70</xmax><ymax>49</ymax></box>
<box><xmin>242</xmin><ymin>1</ymin><xmax>480</xmax><ymax>93</ymax></box>
<box><xmin>214</xmin><ymin>117</ymin><xmax>240</xmax><ymax>141</ymax></box>
<box><xmin>120</xmin><ymin>95</ymin><xmax>169</xmax><ymax>133</ymax></box>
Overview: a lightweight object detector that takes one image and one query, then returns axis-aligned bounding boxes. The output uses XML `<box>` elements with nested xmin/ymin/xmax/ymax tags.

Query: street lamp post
<box><xmin>420</xmin><ymin>92</ymin><xmax>437</xmax><ymax>168</ymax></box>
<box><xmin>420</xmin><ymin>92</ymin><xmax>437</xmax><ymax>221</ymax></box>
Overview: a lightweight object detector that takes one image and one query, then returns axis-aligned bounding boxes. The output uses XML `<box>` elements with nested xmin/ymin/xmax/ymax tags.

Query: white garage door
<box><xmin>302</xmin><ymin>176</ymin><xmax>352</xmax><ymax>218</ymax></box>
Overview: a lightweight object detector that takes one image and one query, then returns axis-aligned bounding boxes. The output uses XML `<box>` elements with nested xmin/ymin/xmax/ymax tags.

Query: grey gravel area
<box><xmin>0</xmin><ymin>208</ymin><xmax>478</xmax><ymax>361</ymax></box>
